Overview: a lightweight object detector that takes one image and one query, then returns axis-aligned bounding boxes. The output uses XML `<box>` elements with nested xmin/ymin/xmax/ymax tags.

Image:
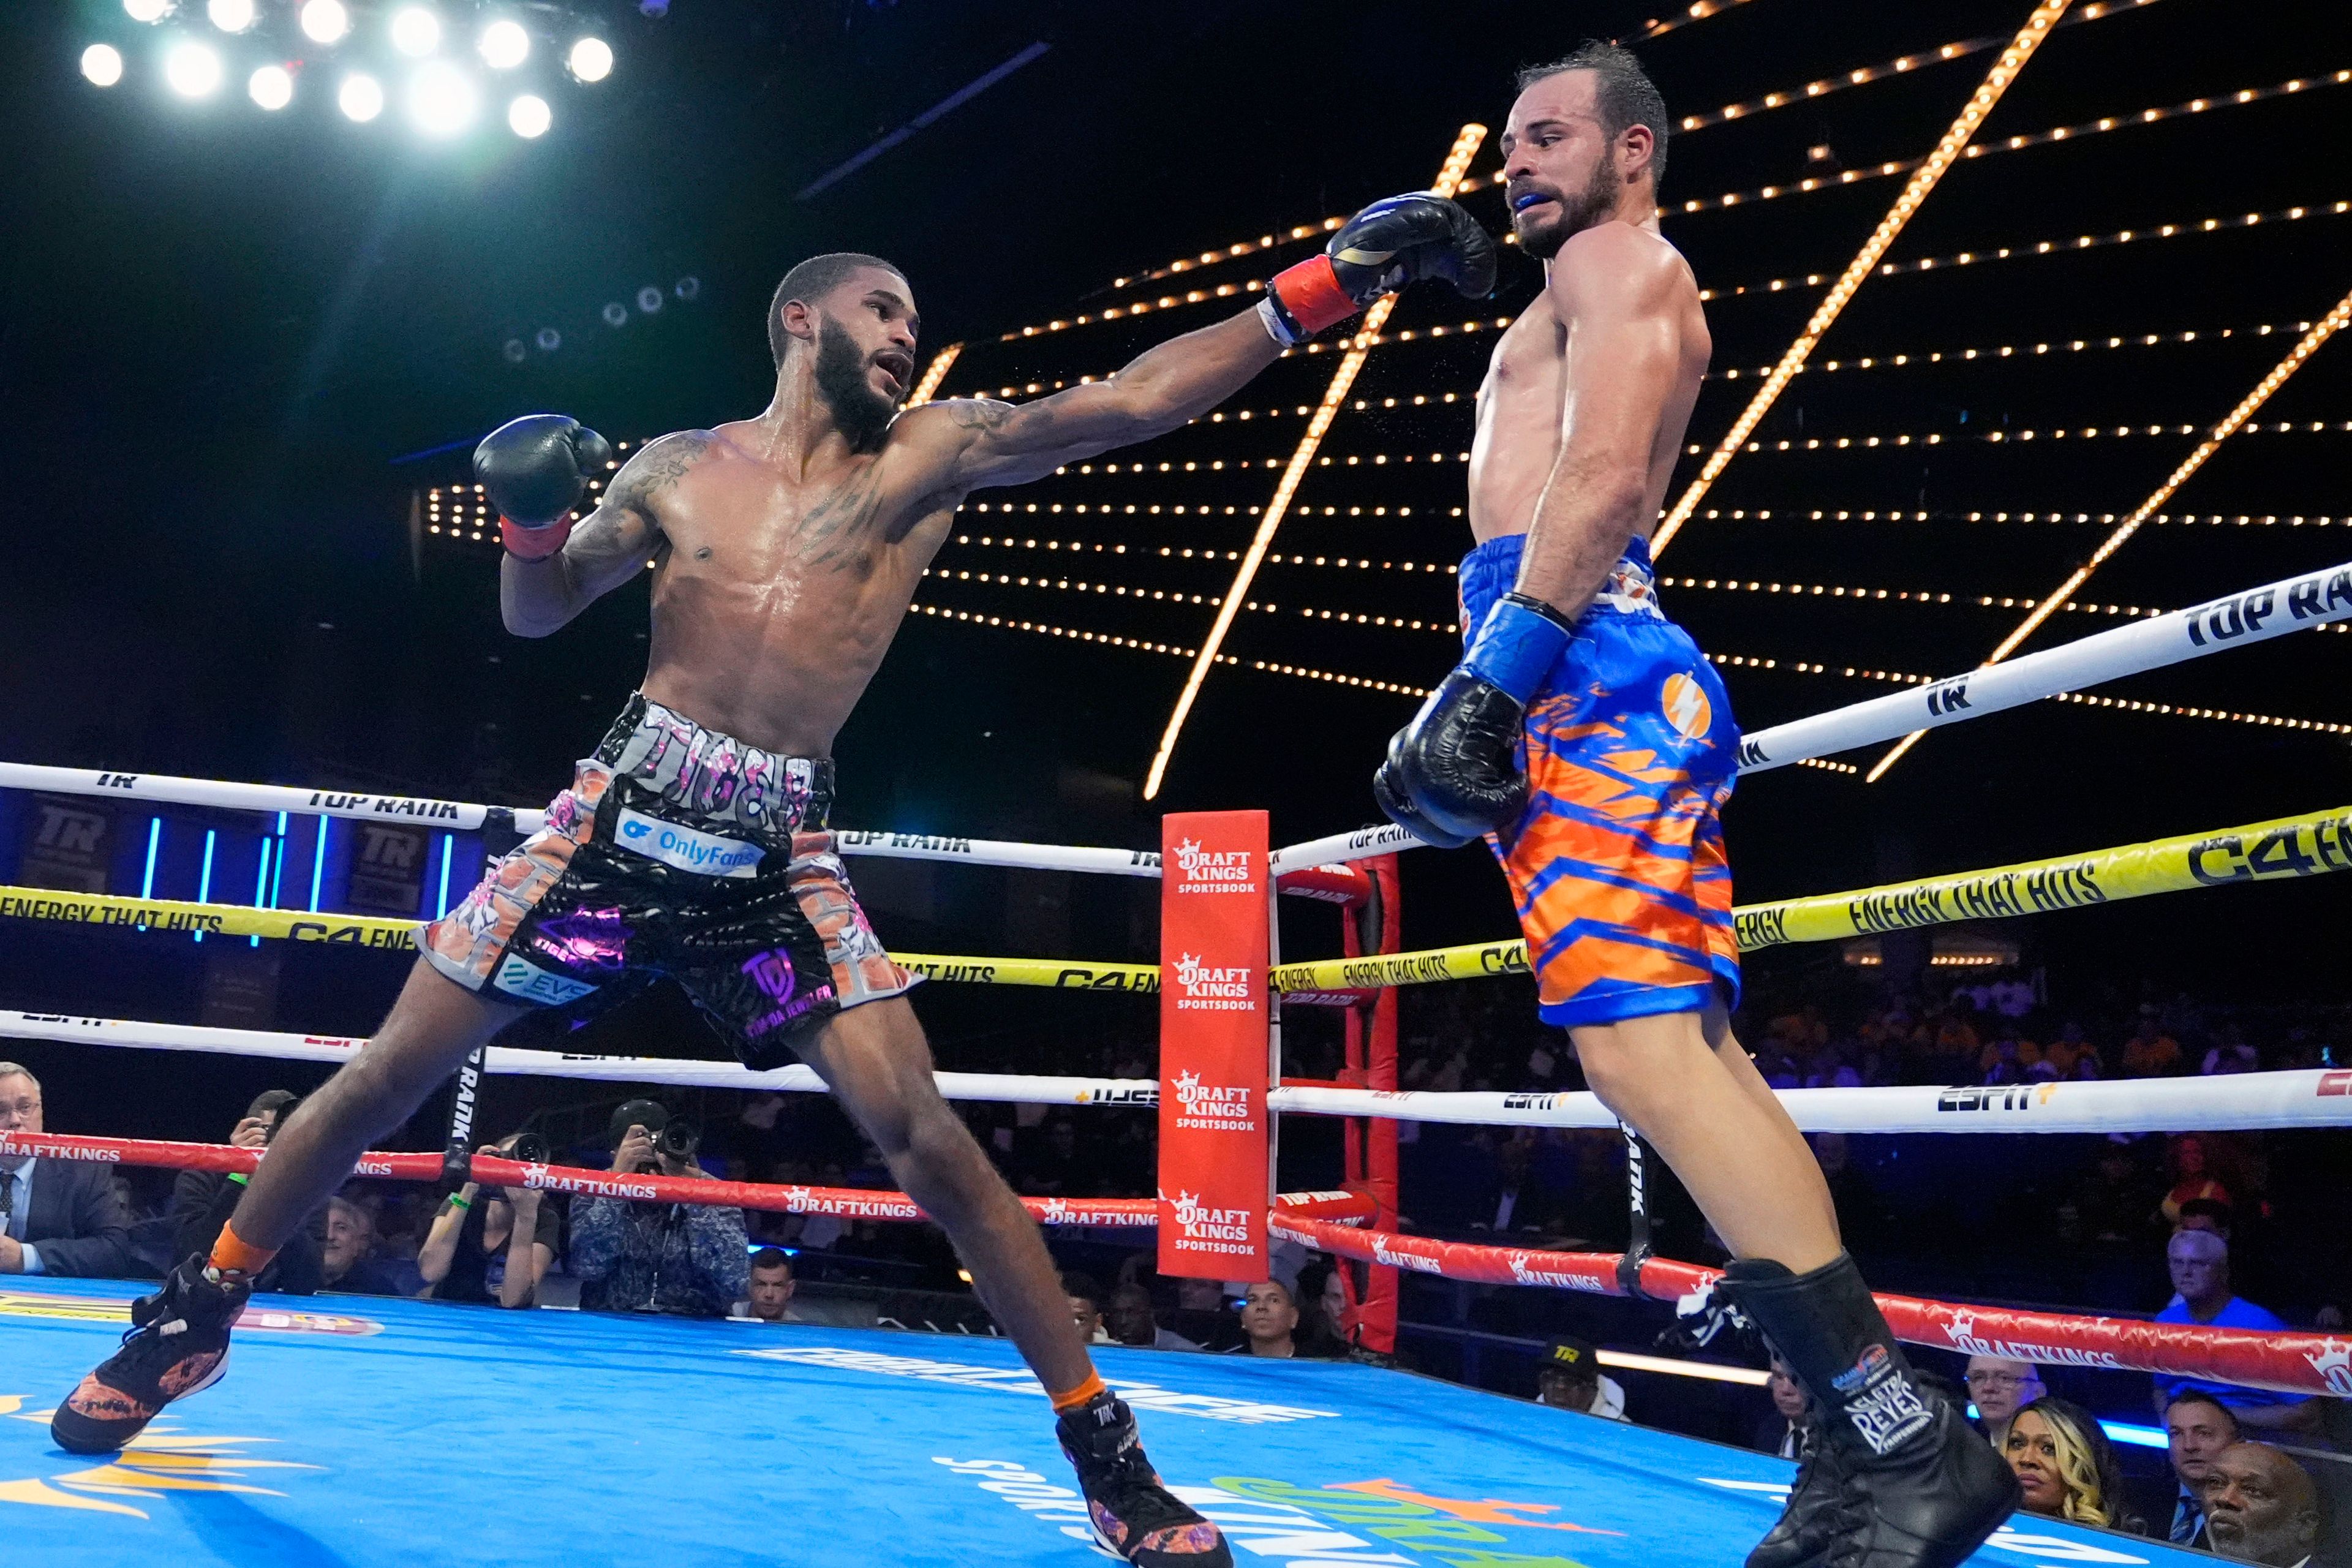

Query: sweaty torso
<box><xmin>1465</xmin><ymin>229</ymin><xmax>1710</xmax><ymax>547</ymax></box>
<box><xmin>635</xmin><ymin>420</ymin><xmax>957</xmax><ymax>758</ymax></box>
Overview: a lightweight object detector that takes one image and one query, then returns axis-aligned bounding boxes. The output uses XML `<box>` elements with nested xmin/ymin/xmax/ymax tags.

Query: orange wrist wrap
<box><xmin>1268</xmin><ymin>255</ymin><xmax>1358</xmax><ymax>337</ymax></box>
<box><xmin>1049</xmin><ymin>1371</ymin><xmax>1108</xmax><ymax>1413</ymax></box>
<box><xmin>500</xmin><ymin>513</ymin><xmax>574</xmax><ymax>560</ymax></box>
<box><xmin>209</xmin><ymin>1221</ymin><xmax>278</xmax><ymax>1280</ymax></box>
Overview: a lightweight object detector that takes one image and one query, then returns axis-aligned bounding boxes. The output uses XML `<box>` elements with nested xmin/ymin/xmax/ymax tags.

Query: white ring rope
<box><xmin>1736</xmin><ymin>556</ymin><xmax>2352</xmax><ymax>771</ymax></box>
<box><xmin>9</xmin><ymin>1011</ymin><xmax>2347</xmax><ymax>1134</ymax></box>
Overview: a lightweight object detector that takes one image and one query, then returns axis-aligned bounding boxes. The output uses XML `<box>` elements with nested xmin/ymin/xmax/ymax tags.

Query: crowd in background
<box><xmin>4</xmin><ymin>962</ymin><xmax>2348</xmax><ymax>1563</ymax></box>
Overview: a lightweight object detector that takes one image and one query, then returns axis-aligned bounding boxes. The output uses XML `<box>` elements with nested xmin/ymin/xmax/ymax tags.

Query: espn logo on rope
<box><xmin>1170</xmin><ymin>836</ymin><xmax>1257</xmax><ymax>895</ymax></box>
<box><xmin>614</xmin><ymin>808</ymin><xmax>765</xmax><ymax>878</ymax></box>
<box><xmin>1172</xmin><ymin>952</ymin><xmax>1254</xmax><ymax>1012</ymax></box>
<box><xmin>1170</xmin><ymin>1069</ymin><xmax>1256</xmax><ymax>1134</ymax></box>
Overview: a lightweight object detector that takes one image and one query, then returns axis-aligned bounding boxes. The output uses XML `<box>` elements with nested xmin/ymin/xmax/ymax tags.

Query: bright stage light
<box><xmin>207</xmin><ymin>0</ymin><xmax>255</xmax><ymax>31</ymax></box>
<box><xmin>249</xmin><ymin>63</ymin><xmax>293</xmax><ymax>110</ymax></box>
<box><xmin>124</xmin><ymin>0</ymin><xmax>173</xmax><ymax>20</ymax></box>
<box><xmin>339</xmin><ymin>71</ymin><xmax>384</xmax><ymax>121</ymax></box>
<box><xmin>300</xmin><ymin>0</ymin><xmax>349</xmax><ymax>45</ymax></box>
<box><xmin>567</xmin><ymin>36</ymin><xmax>613</xmax><ymax>83</ymax></box>
<box><xmin>507</xmin><ymin>93</ymin><xmax>551</xmax><ymax>138</ymax></box>
<box><xmin>390</xmin><ymin>7</ymin><xmax>441</xmax><ymax>58</ymax></box>
<box><xmin>409</xmin><ymin>62</ymin><xmax>476</xmax><ymax>136</ymax></box>
<box><xmin>81</xmin><ymin>44</ymin><xmax>126</xmax><ymax>86</ymax></box>
<box><xmin>164</xmin><ymin>40</ymin><xmax>224</xmax><ymax>97</ymax></box>
<box><xmin>479</xmin><ymin>20</ymin><xmax>529</xmax><ymax>69</ymax></box>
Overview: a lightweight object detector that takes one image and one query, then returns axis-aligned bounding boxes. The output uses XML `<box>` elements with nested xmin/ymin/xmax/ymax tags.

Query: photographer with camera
<box><xmin>570</xmin><ymin>1099</ymin><xmax>747</xmax><ymax>1319</ymax></box>
<box><xmin>166</xmin><ymin>1090</ymin><xmax>323</xmax><ymax>1295</ymax></box>
<box><xmin>418</xmin><ymin>1129</ymin><xmax>562</xmax><ymax>1309</ymax></box>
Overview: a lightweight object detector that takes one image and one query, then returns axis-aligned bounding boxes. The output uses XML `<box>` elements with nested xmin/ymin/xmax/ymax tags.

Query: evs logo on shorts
<box><xmin>614</xmin><ymin>808</ymin><xmax>764</xmax><ymax>878</ymax></box>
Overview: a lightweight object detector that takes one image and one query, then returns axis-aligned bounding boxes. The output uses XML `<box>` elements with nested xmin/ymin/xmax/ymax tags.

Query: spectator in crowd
<box><xmin>417</xmin><ymin>1134</ymin><xmax>558</xmax><ymax>1309</ymax></box>
<box><xmin>1756</xmin><ymin>1357</ymin><xmax>1808</xmax><ymax>1458</ymax></box>
<box><xmin>1063</xmin><ymin>1272</ymin><xmax>1112</xmax><ymax>1344</ymax></box>
<box><xmin>2045</xmin><ymin>1022</ymin><xmax>2100</xmax><ymax>1080</ymax></box>
<box><xmin>733</xmin><ymin>1249</ymin><xmax>797</xmax><ymax>1323</ymax></box>
<box><xmin>320</xmin><ymin>1196</ymin><xmax>402</xmax><ymax>1295</ymax></box>
<box><xmin>1965</xmin><ymin>1356</ymin><xmax>2046</xmax><ymax>1450</ymax></box>
<box><xmin>0</xmin><ymin>1061</ymin><xmax>139</xmax><ymax>1278</ymax></box>
<box><xmin>1106</xmin><ymin>1281</ymin><xmax>1199</xmax><ymax>1351</ymax></box>
<box><xmin>2202</xmin><ymin>1029</ymin><xmax>2263</xmax><ymax>1077</ymax></box>
<box><xmin>2122</xmin><ymin>1011</ymin><xmax>2185</xmax><ymax>1077</ymax></box>
<box><xmin>2165</xmin><ymin>1392</ymin><xmax>2241</xmax><ymax>1547</ymax></box>
<box><xmin>571</xmin><ymin>1100</ymin><xmax>747</xmax><ymax>1319</ymax></box>
<box><xmin>1293</xmin><ymin>1261</ymin><xmax>1353</xmax><ymax>1358</ymax></box>
<box><xmin>2176</xmin><ymin>1197</ymin><xmax>2234</xmax><ymax>1238</ymax></box>
<box><xmin>2201</xmin><ymin>1442</ymin><xmax>2323</xmax><ymax>1567</ymax></box>
<box><xmin>1469</xmin><ymin>1137</ymin><xmax>1555</xmax><ymax>1234</ymax></box>
<box><xmin>1229</xmin><ymin>1280</ymin><xmax>1299</xmax><ymax>1359</ymax></box>
<box><xmin>2160</xmin><ymin>1136</ymin><xmax>2233</xmax><ymax>1227</ymax></box>
<box><xmin>2003</xmin><ymin>1396</ymin><xmax>2141</xmax><ymax>1534</ymax></box>
<box><xmin>167</xmin><ymin>1090</ymin><xmax>323</xmax><ymax>1294</ymax></box>
<box><xmin>1534</xmin><ymin>1337</ymin><xmax>1626</xmax><ymax>1422</ymax></box>
<box><xmin>2153</xmin><ymin>1229</ymin><xmax>2319</xmax><ymax>1434</ymax></box>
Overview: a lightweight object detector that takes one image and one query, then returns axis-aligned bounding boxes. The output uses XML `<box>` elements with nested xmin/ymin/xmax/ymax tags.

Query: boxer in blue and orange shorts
<box><xmin>1371</xmin><ymin>47</ymin><xmax>2018</xmax><ymax>1568</ymax></box>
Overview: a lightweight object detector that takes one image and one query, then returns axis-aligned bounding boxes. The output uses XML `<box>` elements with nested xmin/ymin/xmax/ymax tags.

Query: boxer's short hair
<box><xmin>769</xmin><ymin>252</ymin><xmax>907</xmax><ymax>366</ymax></box>
<box><xmin>1517</xmin><ymin>41</ymin><xmax>1669</xmax><ymax>189</ymax></box>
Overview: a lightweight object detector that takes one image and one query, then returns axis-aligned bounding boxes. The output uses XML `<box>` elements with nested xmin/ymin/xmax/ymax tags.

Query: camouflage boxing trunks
<box><xmin>421</xmin><ymin>693</ymin><xmax>918</xmax><ymax>1067</ymax></box>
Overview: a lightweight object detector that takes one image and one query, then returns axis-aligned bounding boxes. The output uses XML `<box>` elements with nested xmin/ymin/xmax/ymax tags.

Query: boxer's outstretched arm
<box><xmin>500</xmin><ymin>432</ymin><xmax>701</xmax><ymax>636</ymax></box>
<box><xmin>1512</xmin><ymin>227</ymin><xmax>1686</xmax><ymax>616</ymax></box>
<box><xmin>902</xmin><ymin>309</ymin><xmax>1283</xmax><ymax>490</ymax></box>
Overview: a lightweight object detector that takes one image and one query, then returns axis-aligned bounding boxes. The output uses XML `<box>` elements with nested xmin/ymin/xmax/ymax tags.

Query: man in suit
<box><xmin>0</xmin><ymin>1062</ymin><xmax>140</xmax><ymax>1278</ymax></box>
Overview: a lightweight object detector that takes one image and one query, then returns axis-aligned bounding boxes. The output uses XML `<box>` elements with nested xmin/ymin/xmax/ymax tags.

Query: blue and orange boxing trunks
<box><xmin>1458</xmin><ymin>533</ymin><xmax>1741</xmax><ymax>1028</ymax></box>
<box><xmin>422</xmin><ymin>692</ymin><xmax>917</xmax><ymax>1066</ymax></box>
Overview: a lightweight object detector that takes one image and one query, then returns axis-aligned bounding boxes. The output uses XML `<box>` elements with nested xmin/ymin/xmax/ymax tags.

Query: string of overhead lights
<box><xmin>941</xmin><ymin>535</ymin><xmax>1466</xmax><ymax>573</ymax></box>
<box><xmin>1654</xmin><ymin>0</ymin><xmax>2075</xmax><ymax>557</ymax></box>
<box><xmin>963</xmin><ymin>499</ymin><xmax>1454</xmax><ymax>521</ymax></box>
<box><xmin>1693</xmin><ymin>201</ymin><xmax>2351</xmax><ymax>305</ymax></box>
<box><xmin>1673</xmin><ymin>72</ymin><xmax>2351</xmax><ymax>215</ymax></box>
<box><xmin>1871</xmin><ymin>287</ymin><xmax>2352</xmax><ymax>782</ymax></box>
<box><xmin>1626</xmin><ymin>0</ymin><xmax>1757</xmax><ymax>43</ymax></box>
<box><xmin>908</xmin><ymin>601</ymin><xmax>1431</xmax><ymax>698</ymax></box>
<box><xmin>1689</xmin><ymin>417</ymin><xmax>2351</xmax><ymax>456</ymax></box>
<box><xmin>1719</xmin><ymin>322</ymin><xmax>2314</xmax><ymax>380</ymax></box>
<box><xmin>1085</xmin><ymin>0</ymin><xmax>2160</xmax><ymax>298</ymax></box>
<box><xmin>1656</xmin><ymin>575</ymin><xmax>2351</xmax><ymax>631</ymax></box>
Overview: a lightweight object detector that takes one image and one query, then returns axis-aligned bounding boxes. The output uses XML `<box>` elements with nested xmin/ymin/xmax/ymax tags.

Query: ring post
<box><xmin>1156</xmin><ymin>812</ymin><xmax>1272</xmax><ymax>1283</ymax></box>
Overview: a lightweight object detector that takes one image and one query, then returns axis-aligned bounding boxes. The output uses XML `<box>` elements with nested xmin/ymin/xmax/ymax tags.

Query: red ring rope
<box><xmin>1270</xmin><ymin>1212</ymin><xmax>2352</xmax><ymax>1398</ymax></box>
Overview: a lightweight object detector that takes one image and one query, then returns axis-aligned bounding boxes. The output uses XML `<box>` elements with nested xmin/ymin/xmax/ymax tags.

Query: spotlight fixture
<box><xmin>389</xmin><ymin>6</ymin><xmax>441</xmax><ymax>58</ymax></box>
<box><xmin>299</xmin><ymin>0</ymin><xmax>349</xmax><ymax>45</ymax></box>
<box><xmin>409</xmin><ymin>61</ymin><xmax>477</xmax><ymax>136</ymax></box>
<box><xmin>81</xmin><ymin>44</ymin><xmax>126</xmax><ymax>86</ymax></box>
<box><xmin>124</xmin><ymin>0</ymin><xmax>173</xmax><ymax>21</ymax></box>
<box><xmin>478</xmin><ymin>19</ymin><xmax>529</xmax><ymax>69</ymax></box>
<box><xmin>164</xmin><ymin>39</ymin><xmax>225</xmax><ymax>97</ymax></box>
<box><xmin>674</xmin><ymin>276</ymin><xmax>700</xmax><ymax>301</ymax></box>
<box><xmin>636</xmin><ymin>286</ymin><xmax>663</xmax><ymax>314</ymax></box>
<box><xmin>206</xmin><ymin>0</ymin><xmax>256</xmax><ymax>32</ymax></box>
<box><xmin>533</xmin><ymin>327</ymin><xmax>560</xmax><ymax>351</ymax></box>
<box><xmin>507</xmin><ymin>92</ymin><xmax>551</xmax><ymax>138</ymax></box>
<box><xmin>601</xmin><ymin>301</ymin><xmax>628</xmax><ymax>327</ymax></box>
<box><xmin>339</xmin><ymin>71</ymin><xmax>384</xmax><ymax>121</ymax></box>
<box><xmin>567</xmin><ymin>36</ymin><xmax>613</xmax><ymax>83</ymax></box>
<box><xmin>249</xmin><ymin>63</ymin><xmax>294</xmax><ymax>110</ymax></box>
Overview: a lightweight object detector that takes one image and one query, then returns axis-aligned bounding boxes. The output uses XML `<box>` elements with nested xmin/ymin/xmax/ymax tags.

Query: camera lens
<box><xmin>655</xmin><ymin>1117</ymin><xmax>701</xmax><ymax>1161</ymax></box>
<box><xmin>508</xmin><ymin>1131</ymin><xmax>549</xmax><ymax>1166</ymax></box>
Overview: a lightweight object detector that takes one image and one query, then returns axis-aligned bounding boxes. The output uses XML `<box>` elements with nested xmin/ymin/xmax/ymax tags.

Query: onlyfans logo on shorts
<box><xmin>614</xmin><ymin>808</ymin><xmax>764</xmax><ymax>879</ymax></box>
<box><xmin>1170</xmin><ymin>1069</ymin><xmax>1254</xmax><ymax>1132</ymax></box>
<box><xmin>1174</xmin><ymin>952</ymin><xmax>1255</xmax><ymax>1012</ymax></box>
<box><xmin>1161</xmin><ymin>1188</ymin><xmax>1254</xmax><ymax>1251</ymax></box>
<box><xmin>1171</xmin><ymin>837</ymin><xmax>1256</xmax><ymax>895</ymax></box>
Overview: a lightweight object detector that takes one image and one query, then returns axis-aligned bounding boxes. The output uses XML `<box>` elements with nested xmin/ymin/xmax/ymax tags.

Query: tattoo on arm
<box><xmin>605</xmin><ymin>430</ymin><xmax>712</xmax><ymax>523</ymax></box>
<box><xmin>946</xmin><ymin>401</ymin><xmax>1014</xmax><ymax>433</ymax></box>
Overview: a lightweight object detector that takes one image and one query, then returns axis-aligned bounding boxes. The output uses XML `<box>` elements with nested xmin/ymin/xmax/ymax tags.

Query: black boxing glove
<box><xmin>1261</xmin><ymin>193</ymin><xmax>1498</xmax><ymax>347</ymax></box>
<box><xmin>1389</xmin><ymin>594</ymin><xmax>1577</xmax><ymax>841</ymax></box>
<box><xmin>474</xmin><ymin>414</ymin><xmax>613</xmax><ymax>560</ymax></box>
<box><xmin>1373</xmin><ymin>726</ymin><xmax>1476</xmax><ymax>850</ymax></box>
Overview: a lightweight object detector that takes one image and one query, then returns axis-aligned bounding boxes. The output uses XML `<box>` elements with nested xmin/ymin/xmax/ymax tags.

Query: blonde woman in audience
<box><xmin>2003</xmin><ymin>1397</ymin><xmax>2143</xmax><ymax>1534</ymax></box>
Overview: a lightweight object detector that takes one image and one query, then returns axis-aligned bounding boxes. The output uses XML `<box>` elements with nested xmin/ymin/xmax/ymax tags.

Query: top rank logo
<box><xmin>1171</xmin><ymin>837</ymin><xmax>1256</xmax><ymax>894</ymax></box>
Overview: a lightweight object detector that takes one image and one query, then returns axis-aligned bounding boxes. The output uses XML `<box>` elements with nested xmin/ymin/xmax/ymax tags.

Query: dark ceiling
<box><xmin>4</xmin><ymin>0</ymin><xmax>2348</xmax><ymax>993</ymax></box>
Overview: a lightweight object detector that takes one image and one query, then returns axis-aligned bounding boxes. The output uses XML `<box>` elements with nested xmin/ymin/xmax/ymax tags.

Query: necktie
<box><xmin>0</xmin><ymin>1170</ymin><xmax>16</xmax><ymax>1242</ymax></box>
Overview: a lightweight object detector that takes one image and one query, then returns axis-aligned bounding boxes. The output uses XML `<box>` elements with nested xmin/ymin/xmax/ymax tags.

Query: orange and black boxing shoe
<box><xmin>51</xmin><ymin>1253</ymin><xmax>249</xmax><ymax>1455</ymax></box>
<box><xmin>1057</xmin><ymin>1390</ymin><xmax>1232</xmax><ymax>1566</ymax></box>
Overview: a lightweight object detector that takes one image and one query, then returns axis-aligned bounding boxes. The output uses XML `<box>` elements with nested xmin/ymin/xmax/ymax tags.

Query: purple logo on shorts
<box><xmin>742</xmin><ymin>948</ymin><xmax>797</xmax><ymax>1005</ymax></box>
<box><xmin>534</xmin><ymin>907</ymin><xmax>631</xmax><ymax>972</ymax></box>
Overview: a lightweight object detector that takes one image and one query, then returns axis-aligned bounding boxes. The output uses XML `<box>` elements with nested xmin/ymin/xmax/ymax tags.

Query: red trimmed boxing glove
<box><xmin>1260</xmin><ymin>192</ymin><xmax>1496</xmax><ymax>346</ymax></box>
<box><xmin>474</xmin><ymin>413</ymin><xmax>612</xmax><ymax>559</ymax></box>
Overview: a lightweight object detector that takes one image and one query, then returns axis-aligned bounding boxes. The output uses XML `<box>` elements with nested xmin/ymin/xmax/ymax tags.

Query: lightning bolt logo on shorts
<box><xmin>1662</xmin><ymin>673</ymin><xmax>1713</xmax><ymax>741</ymax></box>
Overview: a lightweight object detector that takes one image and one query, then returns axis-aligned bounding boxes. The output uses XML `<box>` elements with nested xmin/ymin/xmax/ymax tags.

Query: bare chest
<box><xmin>657</xmin><ymin>459</ymin><xmax>899</xmax><ymax>586</ymax></box>
<box><xmin>1468</xmin><ymin>307</ymin><xmax>1567</xmax><ymax>539</ymax></box>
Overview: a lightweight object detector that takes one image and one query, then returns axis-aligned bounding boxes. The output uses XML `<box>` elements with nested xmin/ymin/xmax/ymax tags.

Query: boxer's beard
<box><xmin>812</xmin><ymin>316</ymin><xmax>897</xmax><ymax>451</ymax></box>
<box><xmin>1515</xmin><ymin>156</ymin><xmax>1624</xmax><ymax>260</ymax></box>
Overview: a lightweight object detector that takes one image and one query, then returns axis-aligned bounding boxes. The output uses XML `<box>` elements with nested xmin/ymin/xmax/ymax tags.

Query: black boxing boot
<box><xmin>1057</xmin><ymin>1390</ymin><xmax>1232</xmax><ymax>1566</ymax></box>
<box><xmin>53</xmin><ymin>1252</ymin><xmax>249</xmax><ymax>1455</ymax></box>
<box><xmin>1722</xmin><ymin>1254</ymin><xmax>2019</xmax><ymax>1568</ymax></box>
